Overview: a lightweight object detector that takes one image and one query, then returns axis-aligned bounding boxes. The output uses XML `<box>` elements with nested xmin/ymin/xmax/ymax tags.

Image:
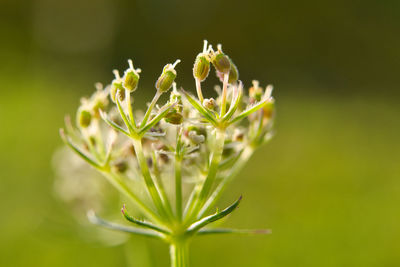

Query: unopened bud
<box><xmin>211</xmin><ymin>45</ymin><xmax>231</xmax><ymax>74</ymax></box>
<box><xmin>165</xmin><ymin>110</ymin><xmax>183</xmax><ymax>125</ymax></box>
<box><xmin>155</xmin><ymin>60</ymin><xmax>180</xmax><ymax>93</ymax></box>
<box><xmin>203</xmin><ymin>98</ymin><xmax>216</xmax><ymax>110</ymax></box>
<box><xmin>249</xmin><ymin>80</ymin><xmax>263</xmax><ymax>102</ymax></box>
<box><xmin>78</xmin><ymin>109</ymin><xmax>92</xmax><ymax>128</ymax></box>
<box><xmin>228</xmin><ymin>58</ymin><xmax>239</xmax><ymax>84</ymax></box>
<box><xmin>110</xmin><ymin>70</ymin><xmax>125</xmax><ymax>102</ymax></box>
<box><xmin>233</xmin><ymin>129</ymin><xmax>244</xmax><ymax>142</ymax></box>
<box><xmin>263</xmin><ymin>101</ymin><xmax>275</xmax><ymax>120</ymax></box>
<box><xmin>123</xmin><ymin>59</ymin><xmax>140</xmax><ymax>92</ymax></box>
<box><xmin>112</xmin><ymin>160</ymin><xmax>128</xmax><ymax>173</ymax></box>
<box><xmin>188</xmin><ymin>130</ymin><xmax>205</xmax><ymax>144</ymax></box>
<box><xmin>193</xmin><ymin>55</ymin><xmax>210</xmax><ymax>82</ymax></box>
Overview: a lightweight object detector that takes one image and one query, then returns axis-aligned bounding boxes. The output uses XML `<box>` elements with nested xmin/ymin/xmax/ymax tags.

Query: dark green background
<box><xmin>1</xmin><ymin>0</ymin><xmax>399</xmax><ymax>266</ymax></box>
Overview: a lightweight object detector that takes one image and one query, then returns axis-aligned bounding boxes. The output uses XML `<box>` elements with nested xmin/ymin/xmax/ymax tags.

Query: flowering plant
<box><xmin>60</xmin><ymin>41</ymin><xmax>275</xmax><ymax>267</ymax></box>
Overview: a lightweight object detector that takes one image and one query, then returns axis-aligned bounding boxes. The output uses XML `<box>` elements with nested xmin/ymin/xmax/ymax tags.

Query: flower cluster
<box><xmin>60</xmin><ymin>40</ymin><xmax>275</xmax><ymax>266</ymax></box>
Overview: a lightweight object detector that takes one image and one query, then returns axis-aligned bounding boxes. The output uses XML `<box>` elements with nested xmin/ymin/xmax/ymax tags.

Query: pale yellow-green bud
<box><xmin>110</xmin><ymin>70</ymin><xmax>125</xmax><ymax>102</ymax></box>
<box><xmin>78</xmin><ymin>109</ymin><xmax>92</xmax><ymax>128</ymax></box>
<box><xmin>123</xmin><ymin>59</ymin><xmax>140</xmax><ymax>92</ymax></box>
<box><xmin>202</xmin><ymin>98</ymin><xmax>216</xmax><ymax>110</ymax></box>
<box><xmin>155</xmin><ymin>60</ymin><xmax>180</xmax><ymax>93</ymax></box>
<box><xmin>211</xmin><ymin>45</ymin><xmax>231</xmax><ymax>74</ymax></box>
<box><xmin>228</xmin><ymin>58</ymin><xmax>239</xmax><ymax>84</ymax></box>
<box><xmin>193</xmin><ymin>55</ymin><xmax>210</xmax><ymax>82</ymax></box>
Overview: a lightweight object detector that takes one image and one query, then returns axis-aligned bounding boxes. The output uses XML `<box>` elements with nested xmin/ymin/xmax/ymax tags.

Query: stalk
<box><xmin>132</xmin><ymin>138</ymin><xmax>173</xmax><ymax>223</ymax></box>
<box><xmin>170</xmin><ymin>240</ymin><xmax>189</xmax><ymax>267</ymax></box>
<box><xmin>195</xmin><ymin>78</ymin><xmax>204</xmax><ymax>104</ymax></box>
<box><xmin>185</xmin><ymin>128</ymin><xmax>225</xmax><ymax>223</ymax></box>
<box><xmin>140</xmin><ymin>90</ymin><xmax>162</xmax><ymax>127</ymax></box>
<box><xmin>100</xmin><ymin>170</ymin><xmax>162</xmax><ymax>225</ymax></box>
<box><xmin>220</xmin><ymin>73</ymin><xmax>229</xmax><ymax>116</ymax></box>
<box><xmin>175</xmin><ymin>157</ymin><xmax>183</xmax><ymax>221</ymax></box>
<box><xmin>197</xmin><ymin>145</ymin><xmax>254</xmax><ymax>218</ymax></box>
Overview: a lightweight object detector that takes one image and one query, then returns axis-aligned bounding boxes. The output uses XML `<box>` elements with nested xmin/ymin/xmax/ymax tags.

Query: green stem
<box><xmin>132</xmin><ymin>138</ymin><xmax>173</xmax><ymax>223</ymax></box>
<box><xmin>100</xmin><ymin>170</ymin><xmax>161</xmax><ymax>225</ymax></box>
<box><xmin>175</xmin><ymin>157</ymin><xmax>183</xmax><ymax>221</ymax></box>
<box><xmin>220</xmin><ymin>73</ymin><xmax>229</xmax><ymax>116</ymax></box>
<box><xmin>140</xmin><ymin>90</ymin><xmax>162</xmax><ymax>128</ymax></box>
<box><xmin>197</xmin><ymin>145</ymin><xmax>254</xmax><ymax>218</ymax></box>
<box><xmin>170</xmin><ymin>240</ymin><xmax>189</xmax><ymax>267</ymax></box>
<box><xmin>125</xmin><ymin>89</ymin><xmax>136</xmax><ymax>128</ymax></box>
<box><xmin>185</xmin><ymin>128</ymin><xmax>225</xmax><ymax>223</ymax></box>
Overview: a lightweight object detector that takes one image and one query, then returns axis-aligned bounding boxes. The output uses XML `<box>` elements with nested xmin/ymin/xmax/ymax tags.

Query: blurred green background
<box><xmin>1</xmin><ymin>0</ymin><xmax>399</xmax><ymax>266</ymax></box>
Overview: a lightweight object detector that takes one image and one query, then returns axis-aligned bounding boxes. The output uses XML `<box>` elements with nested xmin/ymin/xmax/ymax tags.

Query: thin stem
<box><xmin>198</xmin><ymin>146</ymin><xmax>254</xmax><ymax>218</ymax></box>
<box><xmin>140</xmin><ymin>90</ymin><xmax>162</xmax><ymax>128</ymax></box>
<box><xmin>100</xmin><ymin>170</ymin><xmax>162</xmax><ymax>225</ymax></box>
<box><xmin>220</xmin><ymin>73</ymin><xmax>229</xmax><ymax>116</ymax></box>
<box><xmin>185</xmin><ymin>128</ymin><xmax>225</xmax><ymax>223</ymax></box>
<box><xmin>175</xmin><ymin>157</ymin><xmax>183</xmax><ymax>221</ymax></box>
<box><xmin>170</xmin><ymin>240</ymin><xmax>189</xmax><ymax>267</ymax></box>
<box><xmin>195</xmin><ymin>78</ymin><xmax>204</xmax><ymax>104</ymax></box>
<box><xmin>125</xmin><ymin>89</ymin><xmax>136</xmax><ymax>128</ymax></box>
<box><xmin>132</xmin><ymin>138</ymin><xmax>173</xmax><ymax>223</ymax></box>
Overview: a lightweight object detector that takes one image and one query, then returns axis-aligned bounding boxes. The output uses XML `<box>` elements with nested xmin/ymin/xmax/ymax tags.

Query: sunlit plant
<box><xmin>59</xmin><ymin>40</ymin><xmax>275</xmax><ymax>267</ymax></box>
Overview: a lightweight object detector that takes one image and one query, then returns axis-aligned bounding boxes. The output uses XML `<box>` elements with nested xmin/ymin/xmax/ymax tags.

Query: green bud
<box><xmin>188</xmin><ymin>130</ymin><xmax>205</xmax><ymax>144</ymax></box>
<box><xmin>203</xmin><ymin>98</ymin><xmax>216</xmax><ymax>110</ymax></box>
<box><xmin>155</xmin><ymin>60</ymin><xmax>180</xmax><ymax>93</ymax></box>
<box><xmin>249</xmin><ymin>80</ymin><xmax>263</xmax><ymax>102</ymax></box>
<box><xmin>193</xmin><ymin>55</ymin><xmax>210</xmax><ymax>81</ymax></box>
<box><xmin>123</xmin><ymin>59</ymin><xmax>140</xmax><ymax>92</ymax></box>
<box><xmin>164</xmin><ymin>110</ymin><xmax>183</xmax><ymax>125</ymax></box>
<box><xmin>110</xmin><ymin>70</ymin><xmax>125</xmax><ymax>102</ymax></box>
<box><xmin>211</xmin><ymin>45</ymin><xmax>231</xmax><ymax>74</ymax></box>
<box><xmin>78</xmin><ymin>109</ymin><xmax>92</xmax><ymax>128</ymax></box>
<box><xmin>112</xmin><ymin>160</ymin><xmax>128</xmax><ymax>173</ymax></box>
<box><xmin>228</xmin><ymin>58</ymin><xmax>239</xmax><ymax>84</ymax></box>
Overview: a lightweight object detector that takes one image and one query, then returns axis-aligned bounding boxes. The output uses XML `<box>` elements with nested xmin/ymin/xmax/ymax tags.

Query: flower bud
<box><xmin>228</xmin><ymin>58</ymin><xmax>239</xmax><ymax>84</ymax></box>
<box><xmin>210</xmin><ymin>45</ymin><xmax>231</xmax><ymax>74</ymax></box>
<box><xmin>249</xmin><ymin>80</ymin><xmax>263</xmax><ymax>102</ymax></box>
<box><xmin>78</xmin><ymin>109</ymin><xmax>92</xmax><ymax>128</ymax></box>
<box><xmin>203</xmin><ymin>98</ymin><xmax>216</xmax><ymax>110</ymax></box>
<box><xmin>110</xmin><ymin>70</ymin><xmax>125</xmax><ymax>102</ymax></box>
<box><xmin>123</xmin><ymin>59</ymin><xmax>140</xmax><ymax>92</ymax></box>
<box><xmin>165</xmin><ymin>110</ymin><xmax>183</xmax><ymax>125</ymax></box>
<box><xmin>193</xmin><ymin>55</ymin><xmax>210</xmax><ymax>82</ymax></box>
<box><xmin>155</xmin><ymin>60</ymin><xmax>180</xmax><ymax>93</ymax></box>
<box><xmin>112</xmin><ymin>160</ymin><xmax>128</xmax><ymax>173</ymax></box>
<box><xmin>188</xmin><ymin>130</ymin><xmax>205</xmax><ymax>144</ymax></box>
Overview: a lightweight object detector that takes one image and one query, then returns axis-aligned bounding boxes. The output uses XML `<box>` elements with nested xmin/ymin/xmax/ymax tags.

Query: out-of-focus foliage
<box><xmin>0</xmin><ymin>0</ymin><xmax>399</xmax><ymax>266</ymax></box>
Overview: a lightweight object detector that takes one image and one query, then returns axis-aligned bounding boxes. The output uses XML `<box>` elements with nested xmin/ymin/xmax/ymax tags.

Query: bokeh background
<box><xmin>1</xmin><ymin>0</ymin><xmax>399</xmax><ymax>266</ymax></box>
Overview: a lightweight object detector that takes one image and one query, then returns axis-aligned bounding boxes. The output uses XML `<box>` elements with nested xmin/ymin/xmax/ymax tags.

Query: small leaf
<box><xmin>100</xmin><ymin>110</ymin><xmax>130</xmax><ymax>137</ymax></box>
<box><xmin>198</xmin><ymin>228</ymin><xmax>272</xmax><ymax>235</ymax></box>
<box><xmin>230</xmin><ymin>98</ymin><xmax>272</xmax><ymax>124</ymax></box>
<box><xmin>222</xmin><ymin>81</ymin><xmax>243</xmax><ymax>122</ymax></box>
<box><xmin>139</xmin><ymin>102</ymin><xmax>176</xmax><ymax>135</ymax></box>
<box><xmin>59</xmin><ymin>129</ymin><xmax>102</xmax><ymax>169</ymax></box>
<box><xmin>116</xmin><ymin>93</ymin><xmax>136</xmax><ymax>134</ymax></box>
<box><xmin>186</xmin><ymin>196</ymin><xmax>242</xmax><ymax>235</ymax></box>
<box><xmin>121</xmin><ymin>205</ymin><xmax>170</xmax><ymax>235</ymax></box>
<box><xmin>181</xmin><ymin>89</ymin><xmax>218</xmax><ymax>126</ymax></box>
<box><xmin>87</xmin><ymin>210</ymin><xmax>164</xmax><ymax>239</ymax></box>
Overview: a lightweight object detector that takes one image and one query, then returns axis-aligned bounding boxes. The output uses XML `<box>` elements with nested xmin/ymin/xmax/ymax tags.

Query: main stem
<box><xmin>170</xmin><ymin>240</ymin><xmax>189</xmax><ymax>267</ymax></box>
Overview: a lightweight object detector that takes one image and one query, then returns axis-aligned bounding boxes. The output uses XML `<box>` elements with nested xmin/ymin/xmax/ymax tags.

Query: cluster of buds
<box><xmin>59</xmin><ymin>40</ymin><xmax>275</xmax><ymax>266</ymax></box>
